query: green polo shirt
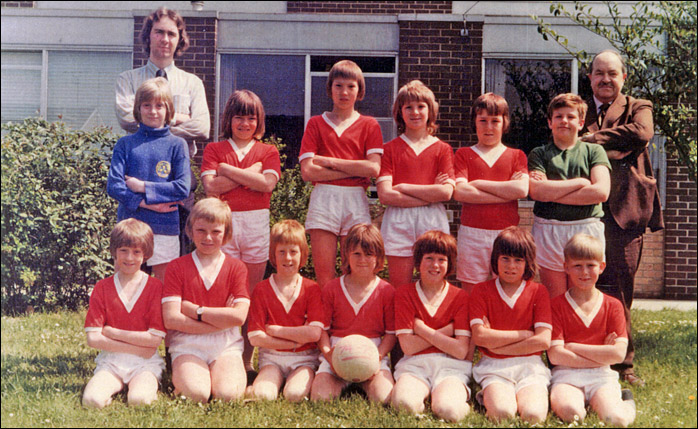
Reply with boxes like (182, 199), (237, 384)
(528, 140), (611, 221)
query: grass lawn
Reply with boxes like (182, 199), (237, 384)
(1, 309), (696, 428)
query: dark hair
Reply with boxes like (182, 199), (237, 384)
(140, 7), (190, 57)
(471, 92), (510, 134)
(413, 230), (458, 277)
(490, 226), (538, 281)
(220, 90), (266, 140)
(342, 224), (385, 274)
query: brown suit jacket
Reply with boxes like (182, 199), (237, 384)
(584, 94), (664, 232)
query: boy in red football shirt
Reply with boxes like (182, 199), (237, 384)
(549, 234), (635, 427)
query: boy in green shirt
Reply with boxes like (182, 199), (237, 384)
(528, 93), (611, 299)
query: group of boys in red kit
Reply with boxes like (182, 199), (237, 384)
(86, 58), (641, 426)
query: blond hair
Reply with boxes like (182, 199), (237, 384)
(185, 197), (233, 244)
(133, 77), (175, 126)
(393, 80), (439, 135)
(564, 233), (604, 262)
(269, 219), (309, 269)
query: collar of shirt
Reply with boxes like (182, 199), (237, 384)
(146, 60), (177, 77)
(592, 95), (615, 114)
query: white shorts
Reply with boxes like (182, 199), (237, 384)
(394, 353), (472, 396)
(168, 329), (244, 365)
(317, 336), (390, 386)
(473, 355), (551, 393)
(221, 209), (270, 264)
(148, 234), (180, 266)
(258, 348), (320, 378)
(94, 350), (165, 384)
(532, 216), (605, 272)
(381, 204), (450, 257)
(305, 185), (371, 236)
(457, 225), (501, 284)
(551, 365), (621, 403)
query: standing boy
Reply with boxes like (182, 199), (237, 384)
(528, 93), (611, 298)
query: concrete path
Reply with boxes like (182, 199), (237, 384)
(633, 299), (697, 311)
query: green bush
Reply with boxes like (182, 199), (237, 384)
(1, 118), (118, 315)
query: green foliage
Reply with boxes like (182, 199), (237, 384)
(1, 118), (118, 315)
(2, 309), (696, 427)
(532, 1), (698, 183)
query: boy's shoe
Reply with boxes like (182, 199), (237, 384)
(621, 389), (634, 402)
(622, 372), (645, 387)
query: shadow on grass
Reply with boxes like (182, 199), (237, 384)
(1, 353), (92, 395)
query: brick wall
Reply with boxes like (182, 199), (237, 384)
(132, 15), (217, 158)
(287, 1), (451, 14)
(398, 19), (483, 234)
(663, 157), (697, 299)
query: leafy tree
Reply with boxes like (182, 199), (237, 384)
(532, 1), (697, 183)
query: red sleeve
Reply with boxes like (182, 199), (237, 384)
(162, 258), (184, 299)
(261, 144), (281, 178)
(514, 149), (528, 175)
(363, 117), (384, 156)
(201, 142), (221, 174)
(146, 277), (166, 333)
(378, 141), (394, 179)
(305, 280), (326, 327)
(299, 117), (320, 160)
(438, 143), (455, 179)
(453, 289), (470, 336)
(607, 297), (628, 340)
(84, 280), (107, 329)
(247, 281), (268, 333)
(454, 148), (468, 180)
(394, 285), (415, 334)
(227, 258), (250, 302)
(532, 282), (553, 330)
(468, 282), (488, 326)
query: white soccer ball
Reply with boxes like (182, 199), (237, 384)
(332, 334), (380, 383)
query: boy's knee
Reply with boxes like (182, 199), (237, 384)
(486, 402), (516, 422)
(127, 390), (157, 407)
(212, 384), (243, 402)
(283, 385), (307, 403)
(255, 383), (279, 401)
(554, 402), (586, 423)
(391, 392), (424, 415)
(82, 393), (110, 409)
(432, 401), (469, 423)
(603, 410), (634, 428)
(519, 407), (548, 424)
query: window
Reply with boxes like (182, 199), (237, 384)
(1, 50), (131, 132)
(484, 58), (573, 154)
(219, 54), (397, 168)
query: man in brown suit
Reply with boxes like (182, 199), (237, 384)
(581, 50), (664, 386)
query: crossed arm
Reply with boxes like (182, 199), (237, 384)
(471, 316), (551, 356)
(162, 297), (249, 335)
(202, 162), (279, 197)
(528, 165), (610, 205)
(377, 173), (454, 207)
(398, 320), (472, 360)
(300, 153), (381, 182)
(86, 327), (161, 359)
(248, 324), (322, 350)
(453, 171), (529, 204)
(548, 333), (627, 368)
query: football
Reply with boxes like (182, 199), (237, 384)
(331, 334), (380, 383)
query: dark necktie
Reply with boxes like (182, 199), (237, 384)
(156, 69), (168, 80)
(597, 103), (610, 127)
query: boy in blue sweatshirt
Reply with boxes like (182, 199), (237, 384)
(107, 77), (191, 283)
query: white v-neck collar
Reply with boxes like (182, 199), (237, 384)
(228, 138), (256, 162)
(340, 275), (380, 315)
(401, 133), (439, 156)
(322, 112), (361, 138)
(471, 144), (507, 168)
(495, 278), (526, 309)
(565, 290), (603, 328)
(270, 274), (303, 314)
(416, 280), (450, 317)
(192, 250), (225, 291)
(114, 271), (148, 313)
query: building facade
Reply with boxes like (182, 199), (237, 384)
(2, 1), (695, 299)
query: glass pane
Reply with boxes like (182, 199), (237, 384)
(311, 56), (395, 73)
(47, 51), (131, 133)
(220, 54), (305, 167)
(1, 51), (42, 123)
(485, 59), (571, 154)
(311, 76), (394, 119)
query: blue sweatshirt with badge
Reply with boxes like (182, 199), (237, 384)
(107, 124), (191, 235)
